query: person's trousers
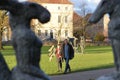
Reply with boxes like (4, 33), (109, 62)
(57, 58), (62, 71)
(64, 58), (71, 73)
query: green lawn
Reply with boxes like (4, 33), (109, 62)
(0, 46), (114, 75)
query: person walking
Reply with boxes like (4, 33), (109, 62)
(61, 39), (74, 74)
(55, 43), (63, 72)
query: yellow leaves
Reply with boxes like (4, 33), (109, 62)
(0, 10), (9, 30)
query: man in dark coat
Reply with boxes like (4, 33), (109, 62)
(61, 39), (74, 74)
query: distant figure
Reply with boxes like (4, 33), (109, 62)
(80, 36), (85, 54)
(48, 45), (56, 61)
(55, 43), (63, 72)
(61, 39), (74, 74)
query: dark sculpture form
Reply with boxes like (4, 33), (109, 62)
(89, 0), (120, 80)
(0, 0), (51, 80)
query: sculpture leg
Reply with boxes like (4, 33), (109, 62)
(111, 39), (120, 71)
(13, 34), (50, 80)
(0, 52), (11, 80)
(15, 44), (50, 80)
(32, 38), (42, 68)
(12, 66), (50, 80)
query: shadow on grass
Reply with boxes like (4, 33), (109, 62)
(71, 63), (114, 73)
(85, 48), (112, 54)
(49, 63), (115, 76)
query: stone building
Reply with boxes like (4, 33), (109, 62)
(103, 14), (109, 38)
(2, 0), (109, 42)
(2, 0), (74, 41)
(30, 0), (73, 41)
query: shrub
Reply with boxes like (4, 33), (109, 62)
(94, 33), (105, 42)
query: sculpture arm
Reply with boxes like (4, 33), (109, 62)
(0, 0), (23, 14)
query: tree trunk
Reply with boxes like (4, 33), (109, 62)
(57, 30), (61, 44)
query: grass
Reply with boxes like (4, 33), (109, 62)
(0, 45), (114, 75)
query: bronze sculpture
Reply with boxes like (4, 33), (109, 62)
(89, 0), (120, 80)
(0, 0), (51, 80)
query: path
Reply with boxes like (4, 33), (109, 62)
(50, 68), (115, 80)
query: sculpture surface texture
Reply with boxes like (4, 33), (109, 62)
(0, 0), (51, 80)
(89, 0), (120, 80)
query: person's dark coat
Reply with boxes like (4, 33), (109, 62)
(61, 43), (74, 60)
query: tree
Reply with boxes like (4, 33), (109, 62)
(78, 0), (91, 37)
(94, 33), (105, 42)
(73, 0), (104, 44)
(0, 10), (9, 49)
(73, 0), (92, 39)
(73, 1), (93, 54)
(73, 14), (92, 39)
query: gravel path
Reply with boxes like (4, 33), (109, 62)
(50, 68), (115, 80)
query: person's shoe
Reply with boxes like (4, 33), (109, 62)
(69, 69), (71, 72)
(63, 72), (67, 74)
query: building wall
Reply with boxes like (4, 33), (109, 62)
(2, 3), (73, 41)
(33, 3), (73, 40)
(103, 14), (110, 37)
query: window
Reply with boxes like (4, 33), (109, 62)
(58, 15), (61, 23)
(38, 30), (41, 36)
(58, 6), (60, 10)
(65, 30), (68, 37)
(50, 30), (53, 39)
(45, 30), (48, 36)
(65, 7), (68, 10)
(65, 16), (68, 23)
